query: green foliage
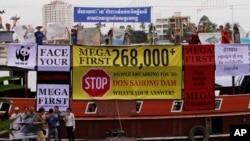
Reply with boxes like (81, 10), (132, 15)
(0, 118), (16, 135)
(130, 30), (148, 44)
(0, 76), (24, 136)
(0, 76), (24, 93)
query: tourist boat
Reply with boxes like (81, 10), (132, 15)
(1, 76), (250, 141)
(1, 43), (250, 141)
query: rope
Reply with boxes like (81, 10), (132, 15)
(115, 100), (123, 131)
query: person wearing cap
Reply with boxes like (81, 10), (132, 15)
(10, 107), (22, 130)
(10, 107), (22, 141)
(34, 26), (45, 45)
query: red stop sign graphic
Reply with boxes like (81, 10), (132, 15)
(82, 69), (110, 97)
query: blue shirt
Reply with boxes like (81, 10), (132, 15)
(71, 33), (77, 45)
(34, 31), (44, 45)
(46, 115), (58, 129)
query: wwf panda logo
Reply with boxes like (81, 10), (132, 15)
(16, 46), (30, 61)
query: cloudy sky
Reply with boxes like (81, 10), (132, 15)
(1, 0), (250, 32)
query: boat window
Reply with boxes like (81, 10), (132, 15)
(171, 100), (183, 112)
(136, 101), (143, 113)
(85, 102), (97, 114)
(214, 98), (222, 110)
(215, 76), (243, 87)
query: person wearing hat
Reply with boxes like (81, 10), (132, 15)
(34, 26), (46, 45)
(10, 107), (22, 141)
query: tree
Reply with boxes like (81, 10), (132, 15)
(0, 76), (24, 135)
(119, 26), (125, 29)
(126, 25), (133, 30)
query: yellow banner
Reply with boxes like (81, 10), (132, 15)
(72, 45), (182, 100)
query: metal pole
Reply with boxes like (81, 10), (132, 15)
(231, 5), (234, 43)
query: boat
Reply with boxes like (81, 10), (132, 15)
(0, 76), (249, 141)
(0, 43), (250, 141)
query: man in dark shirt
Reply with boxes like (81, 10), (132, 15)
(34, 26), (45, 45)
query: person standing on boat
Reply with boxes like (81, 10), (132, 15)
(33, 107), (46, 141)
(174, 28), (182, 45)
(46, 108), (58, 141)
(54, 106), (62, 141)
(107, 28), (113, 45)
(10, 107), (22, 141)
(123, 29), (130, 45)
(63, 108), (75, 141)
(233, 26), (241, 43)
(34, 26), (46, 45)
(219, 25), (230, 43)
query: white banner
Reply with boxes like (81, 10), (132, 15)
(37, 45), (70, 71)
(14, 25), (35, 44)
(36, 84), (70, 111)
(199, 32), (221, 44)
(215, 44), (250, 76)
(113, 28), (124, 45)
(10, 129), (48, 140)
(46, 22), (69, 41)
(7, 44), (37, 69)
(77, 27), (100, 45)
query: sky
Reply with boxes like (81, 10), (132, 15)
(1, 0), (250, 33)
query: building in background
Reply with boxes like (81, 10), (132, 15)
(168, 12), (190, 39)
(155, 18), (168, 40)
(42, 0), (73, 28)
(155, 12), (190, 41)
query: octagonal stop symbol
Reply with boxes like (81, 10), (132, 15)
(82, 69), (110, 97)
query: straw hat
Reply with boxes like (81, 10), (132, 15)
(36, 26), (43, 29)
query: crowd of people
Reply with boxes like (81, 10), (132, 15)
(0, 15), (132, 46)
(169, 22), (241, 45)
(9, 106), (75, 141)
(1, 14), (241, 46)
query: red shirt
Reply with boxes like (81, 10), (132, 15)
(189, 32), (200, 44)
(221, 30), (230, 43)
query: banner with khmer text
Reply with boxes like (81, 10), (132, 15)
(72, 45), (182, 100)
(215, 44), (250, 76)
(183, 45), (215, 110)
(74, 7), (151, 22)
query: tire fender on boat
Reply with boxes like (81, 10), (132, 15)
(188, 125), (209, 141)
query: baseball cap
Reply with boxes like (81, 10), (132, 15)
(14, 107), (19, 111)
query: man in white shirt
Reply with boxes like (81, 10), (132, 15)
(10, 107), (22, 130)
(10, 107), (22, 141)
